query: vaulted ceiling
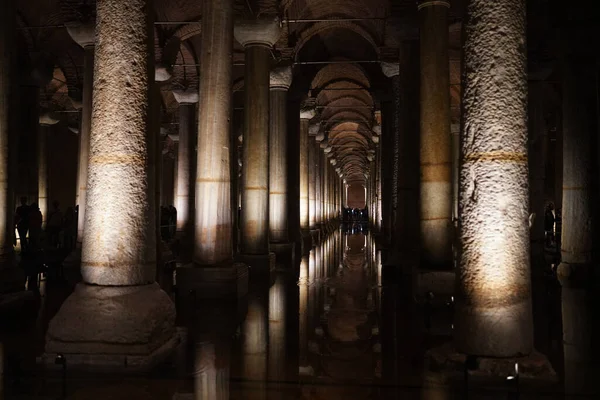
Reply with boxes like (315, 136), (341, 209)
(15, 0), (558, 188)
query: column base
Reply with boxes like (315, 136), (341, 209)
(270, 242), (296, 267)
(237, 252), (276, 277)
(425, 342), (557, 387)
(176, 262), (249, 300)
(40, 282), (180, 372)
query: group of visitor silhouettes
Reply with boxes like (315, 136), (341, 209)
(342, 207), (368, 222)
(14, 197), (76, 253)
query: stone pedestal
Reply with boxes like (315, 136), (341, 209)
(425, 343), (556, 388)
(41, 283), (180, 372)
(270, 242), (296, 267)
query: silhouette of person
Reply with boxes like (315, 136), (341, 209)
(15, 197), (30, 252)
(28, 202), (43, 250)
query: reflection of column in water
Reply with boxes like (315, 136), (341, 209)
(194, 340), (230, 400)
(268, 274), (287, 397)
(308, 249), (317, 343)
(562, 287), (594, 398)
(421, 370), (451, 400)
(242, 292), (268, 399)
(298, 255), (312, 376)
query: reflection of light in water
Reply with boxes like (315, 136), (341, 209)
(194, 340), (230, 400)
(268, 275), (286, 387)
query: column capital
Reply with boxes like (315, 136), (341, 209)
(65, 21), (95, 48)
(380, 61), (400, 78)
(300, 106), (316, 120)
(234, 16), (281, 48)
(39, 112), (60, 126)
(270, 66), (292, 90)
(172, 89), (199, 104)
(418, 0), (450, 10)
(155, 64), (172, 82)
(308, 122), (320, 137)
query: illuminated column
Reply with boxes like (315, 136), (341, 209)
(299, 107), (315, 241)
(418, 0), (452, 269)
(173, 90), (198, 252)
(38, 114), (58, 228)
(269, 67), (295, 263)
(322, 152), (328, 225)
(557, 27), (596, 396)
(455, 0), (532, 357)
(45, 0), (178, 369)
(235, 17), (281, 274)
(66, 22), (94, 250)
(0, 0), (21, 292)
(451, 123), (459, 222)
(178, 0), (247, 298)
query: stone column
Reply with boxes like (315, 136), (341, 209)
(235, 17), (281, 275)
(38, 113), (59, 229)
(381, 62), (401, 247)
(557, 25), (597, 397)
(173, 90), (198, 256)
(0, 0), (21, 292)
(66, 22), (94, 252)
(418, 0), (452, 270)
(308, 134), (318, 233)
(44, 0), (178, 370)
(455, 0), (533, 357)
(314, 141), (323, 230)
(269, 66), (295, 264)
(299, 108), (314, 251)
(178, 0), (248, 299)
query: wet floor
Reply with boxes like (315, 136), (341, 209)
(1, 228), (598, 399)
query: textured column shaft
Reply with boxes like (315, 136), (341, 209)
(269, 89), (289, 243)
(299, 119), (310, 231)
(175, 103), (196, 235)
(315, 148), (322, 225)
(308, 138), (317, 229)
(81, 0), (155, 285)
(194, 0), (233, 265)
(419, 1), (452, 268)
(0, 0), (16, 269)
(381, 101), (395, 242)
(76, 46), (94, 244)
(455, 0), (532, 357)
(38, 125), (48, 228)
(559, 57), (594, 270)
(240, 45), (271, 255)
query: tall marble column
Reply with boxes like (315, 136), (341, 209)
(235, 17), (281, 274)
(178, 0), (248, 299)
(38, 113), (59, 228)
(44, 0), (178, 370)
(66, 22), (94, 252)
(455, 0), (533, 357)
(308, 134), (318, 233)
(269, 67), (295, 264)
(418, 0), (452, 270)
(299, 108), (314, 251)
(173, 89), (198, 255)
(0, 0), (21, 292)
